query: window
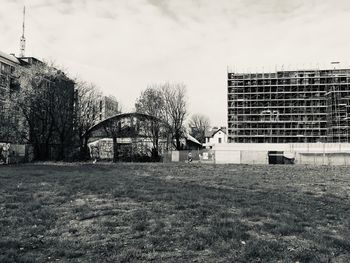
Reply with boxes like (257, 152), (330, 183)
(0, 76), (7, 87)
(218, 138), (222, 143)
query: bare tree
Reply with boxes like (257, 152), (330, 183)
(162, 83), (188, 150)
(51, 74), (76, 160)
(12, 61), (75, 160)
(135, 86), (165, 160)
(74, 81), (102, 160)
(188, 114), (211, 143)
(0, 97), (24, 143)
(12, 62), (56, 160)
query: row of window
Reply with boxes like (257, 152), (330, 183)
(229, 77), (349, 86)
(230, 131), (328, 136)
(228, 88), (350, 98)
(229, 71), (350, 80)
(0, 62), (15, 74)
(0, 75), (9, 87)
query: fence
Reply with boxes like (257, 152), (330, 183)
(0, 143), (29, 164)
(166, 143), (350, 166)
(163, 149), (215, 163)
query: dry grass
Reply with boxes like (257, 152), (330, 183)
(0, 163), (350, 262)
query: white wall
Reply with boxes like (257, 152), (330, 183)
(214, 143), (289, 152)
(213, 143), (350, 165)
(215, 150), (240, 164)
(209, 131), (227, 144)
(241, 151), (268, 164)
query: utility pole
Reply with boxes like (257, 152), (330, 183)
(19, 6), (26, 57)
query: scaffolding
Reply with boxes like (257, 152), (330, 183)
(227, 69), (350, 143)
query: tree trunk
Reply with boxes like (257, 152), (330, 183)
(79, 136), (90, 161)
(33, 143), (40, 161)
(79, 137), (84, 160)
(112, 135), (118, 163)
(151, 136), (159, 161)
(44, 142), (50, 161)
(83, 138), (89, 160)
(175, 133), (181, 150)
(151, 147), (159, 161)
(58, 136), (65, 161)
(35, 143), (49, 161)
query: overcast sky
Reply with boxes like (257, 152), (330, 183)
(1, 0), (350, 126)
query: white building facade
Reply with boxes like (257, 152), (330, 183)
(203, 127), (227, 148)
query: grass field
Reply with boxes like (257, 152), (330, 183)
(0, 163), (350, 262)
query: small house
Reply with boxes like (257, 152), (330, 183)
(203, 127), (227, 149)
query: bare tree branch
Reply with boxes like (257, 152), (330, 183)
(161, 83), (188, 150)
(74, 80), (102, 160)
(188, 114), (211, 143)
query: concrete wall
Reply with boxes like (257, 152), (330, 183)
(296, 152), (350, 166)
(296, 153), (324, 165)
(241, 151), (268, 164)
(213, 143), (350, 165)
(215, 143), (350, 153)
(171, 151), (179, 162)
(215, 150), (240, 164)
(289, 143), (350, 153)
(214, 143), (289, 152)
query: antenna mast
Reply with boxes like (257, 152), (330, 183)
(19, 6), (26, 57)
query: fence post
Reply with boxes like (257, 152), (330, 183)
(213, 150), (216, 168)
(323, 143), (325, 166)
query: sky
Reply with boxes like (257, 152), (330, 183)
(1, 0), (350, 126)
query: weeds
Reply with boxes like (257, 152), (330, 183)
(0, 163), (350, 262)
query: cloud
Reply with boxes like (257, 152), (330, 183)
(1, 0), (350, 125)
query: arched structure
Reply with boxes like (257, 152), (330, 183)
(87, 112), (165, 137)
(86, 112), (170, 162)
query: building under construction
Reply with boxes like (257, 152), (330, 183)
(228, 68), (350, 143)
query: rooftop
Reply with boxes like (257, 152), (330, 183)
(0, 50), (20, 64)
(205, 127), (227, 138)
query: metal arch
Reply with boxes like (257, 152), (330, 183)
(86, 112), (167, 136)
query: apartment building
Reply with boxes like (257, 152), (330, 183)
(228, 69), (350, 143)
(99, 95), (120, 121)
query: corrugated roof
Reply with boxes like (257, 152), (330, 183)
(186, 134), (202, 145)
